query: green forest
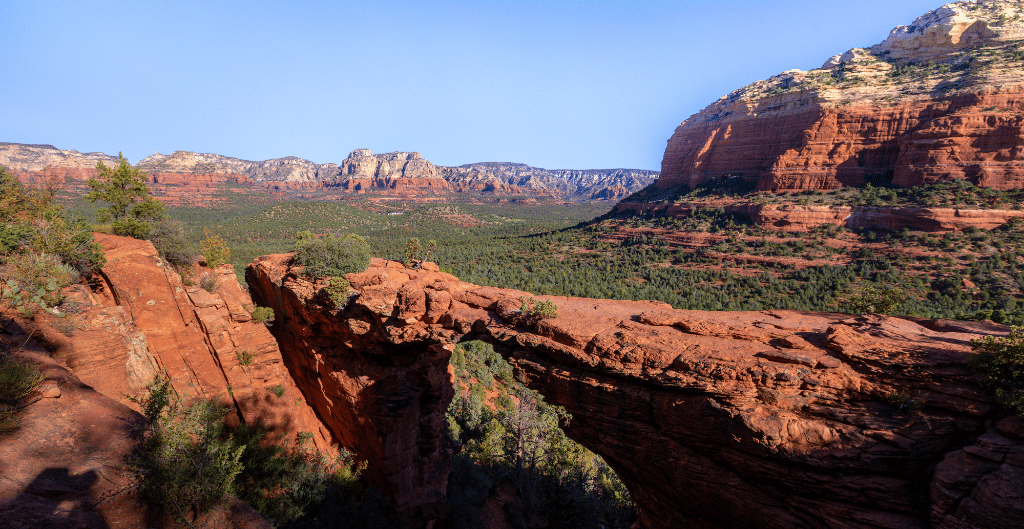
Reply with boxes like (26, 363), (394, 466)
(73, 177), (1024, 327)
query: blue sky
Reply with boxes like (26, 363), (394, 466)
(2, 0), (943, 170)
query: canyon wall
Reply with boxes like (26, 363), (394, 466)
(659, 0), (1024, 193)
(29, 234), (334, 453)
(615, 200), (1024, 232)
(247, 254), (1023, 529)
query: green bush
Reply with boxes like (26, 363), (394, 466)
(235, 350), (255, 366)
(201, 228), (231, 269)
(971, 327), (1024, 418)
(149, 218), (194, 269)
(517, 296), (559, 326)
(293, 234), (371, 279)
(250, 306), (275, 324)
(840, 284), (904, 315)
(128, 378), (244, 522)
(1, 252), (78, 315)
(0, 167), (104, 275)
(323, 277), (355, 308)
(0, 353), (44, 434)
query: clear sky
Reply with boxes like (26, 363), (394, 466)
(2, 0), (944, 171)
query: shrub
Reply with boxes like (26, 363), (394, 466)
(128, 379), (245, 522)
(128, 376), (375, 527)
(199, 274), (219, 293)
(0, 353), (44, 434)
(404, 238), (421, 268)
(520, 296), (558, 319)
(0, 167), (104, 275)
(149, 218), (194, 269)
(841, 284), (904, 315)
(1, 252), (78, 315)
(250, 306), (275, 324)
(270, 384), (286, 397)
(323, 277), (355, 308)
(293, 234), (370, 279)
(971, 327), (1024, 418)
(200, 228), (231, 269)
(235, 350), (255, 366)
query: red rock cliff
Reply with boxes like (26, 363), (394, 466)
(247, 254), (1023, 529)
(30, 234), (334, 454)
(660, 1), (1024, 193)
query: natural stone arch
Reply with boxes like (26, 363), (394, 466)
(247, 255), (1020, 529)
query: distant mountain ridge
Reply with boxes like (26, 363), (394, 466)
(0, 142), (657, 201)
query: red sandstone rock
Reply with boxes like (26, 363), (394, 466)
(660, 90), (1024, 193)
(614, 200), (1024, 232)
(247, 255), (1020, 529)
(0, 337), (272, 529)
(29, 234), (334, 456)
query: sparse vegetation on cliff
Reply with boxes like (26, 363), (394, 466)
(971, 327), (1024, 418)
(1, 166), (103, 315)
(128, 375), (406, 528)
(293, 233), (371, 279)
(445, 340), (634, 529)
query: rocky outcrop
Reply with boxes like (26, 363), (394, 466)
(659, 1), (1024, 193)
(615, 200), (1024, 232)
(28, 234), (334, 455)
(247, 254), (1021, 529)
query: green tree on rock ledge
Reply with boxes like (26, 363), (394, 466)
(87, 153), (165, 239)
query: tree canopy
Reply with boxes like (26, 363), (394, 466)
(87, 153), (165, 239)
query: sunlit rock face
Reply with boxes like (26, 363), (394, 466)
(659, 0), (1024, 194)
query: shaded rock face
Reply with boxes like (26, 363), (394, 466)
(659, 0), (1024, 193)
(247, 254), (1021, 529)
(0, 341), (273, 529)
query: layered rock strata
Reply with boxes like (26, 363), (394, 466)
(29, 234), (333, 453)
(660, 0), (1024, 193)
(247, 254), (1021, 529)
(615, 200), (1024, 232)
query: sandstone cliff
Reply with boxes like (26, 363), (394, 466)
(0, 235), (342, 527)
(660, 0), (1024, 193)
(247, 254), (1023, 529)
(615, 200), (1024, 232)
(25, 234), (334, 454)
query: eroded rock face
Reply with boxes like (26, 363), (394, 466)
(247, 254), (1021, 529)
(30, 234), (334, 454)
(659, 1), (1024, 193)
(615, 200), (1024, 232)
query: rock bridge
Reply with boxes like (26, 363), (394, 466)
(246, 255), (1023, 529)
